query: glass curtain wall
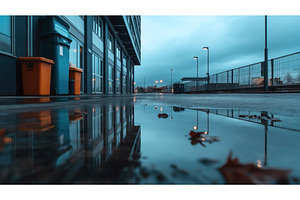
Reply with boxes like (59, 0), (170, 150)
(122, 56), (127, 93)
(0, 16), (12, 54)
(116, 46), (121, 93)
(108, 33), (114, 93)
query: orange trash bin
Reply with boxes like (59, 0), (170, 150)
(18, 57), (54, 95)
(69, 67), (83, 95)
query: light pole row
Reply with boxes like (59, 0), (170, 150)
(193, 47), (210, 92)
(170, 68), (173, 93)
(154, 46), (210, 94)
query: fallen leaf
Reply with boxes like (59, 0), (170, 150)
(189, 130), (207, 138)
(158, 113), (168, 118)
(218, 152), (291, 184)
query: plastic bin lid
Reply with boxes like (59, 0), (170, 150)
(18, 57), (55, 64)
(69, 67), (83, 73)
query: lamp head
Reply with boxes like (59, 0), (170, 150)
(202, 47), (209, 50)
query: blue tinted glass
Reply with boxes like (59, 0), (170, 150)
(0, 16), (11, 52)
(69, 36), (77, 67)
(0, 16), (11, 36)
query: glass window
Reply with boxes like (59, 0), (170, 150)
(95, 55), (99, 75)
(109, 64), (113, 80)
(108, 39), (112, 51)
(116, 69), (121, 93)
(69, 36), (77, 68)
(0, 16), (12, 53)
(92, 53), (103, 93)
(116, 46), (121, 59)
(79, 46), (83, 69)
(116, 70), (120, 81)
(93, 17), (96, 32)
(100, 60), (103, 76)
(108, 33), (113, 51)
(95, 17), (98, 35)
(93, 16), (102, 39)
(98, 19), (102, 38)
(92, 54), (95, 73)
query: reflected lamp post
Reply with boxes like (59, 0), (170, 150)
(170, 68), (173, 93)
(206, 109), (210, 135)
(160, 80), (163, 93)
(202, 47), (209, 90)
(193, 56), (198, 92)
(193, 110), (199, 130)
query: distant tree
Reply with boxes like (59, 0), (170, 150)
(285, 72), (294, 84)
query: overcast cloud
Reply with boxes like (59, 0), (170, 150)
(135, 15), (300, 87)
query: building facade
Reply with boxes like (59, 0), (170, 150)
(0, 15), (141, 95)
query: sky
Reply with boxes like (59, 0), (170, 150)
(135, 15), (300, 87)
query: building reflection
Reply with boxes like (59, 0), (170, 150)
(0, 102), (140, 183)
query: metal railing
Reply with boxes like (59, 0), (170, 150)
(184, 51), (300, 92)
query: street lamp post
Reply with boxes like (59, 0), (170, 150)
(170, 69), (173, 93)
(203, 47), (209, 90)
(193, 56), (198, 92)
(264, 15), (268, 92)
(160, 80), (163, 93)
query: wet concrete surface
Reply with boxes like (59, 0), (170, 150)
(135, 93), (300, 117)
(0, 93), (299, 184)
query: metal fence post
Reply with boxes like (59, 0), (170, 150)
(271, 59), (274, 86)
(231, 69), (234, 89)
(216, 74), (218, 90)
(238, 68), (240, 88)
(227, 70), (229, 89)
(248, 66), (251, 87)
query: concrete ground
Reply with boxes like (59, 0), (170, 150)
(135, 93), (300, 117)
(0, 93), (299, 116)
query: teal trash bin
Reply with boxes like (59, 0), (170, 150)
(39, 16), (72, 95)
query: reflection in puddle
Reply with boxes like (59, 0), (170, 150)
(134, 104), (300, 184)
(0, 101), (300, 184)
(18, 111), (55, 132)
(157, 113), (168, 119)
(0, 102), (140, 183)
(218, 151), (291, 184)
(188, 130), (219, 147)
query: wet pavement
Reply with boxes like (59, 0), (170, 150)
(0, 93), (300, 184)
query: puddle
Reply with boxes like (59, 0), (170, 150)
(0, 100), (300, 184)
(134, 104), (300, 184)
